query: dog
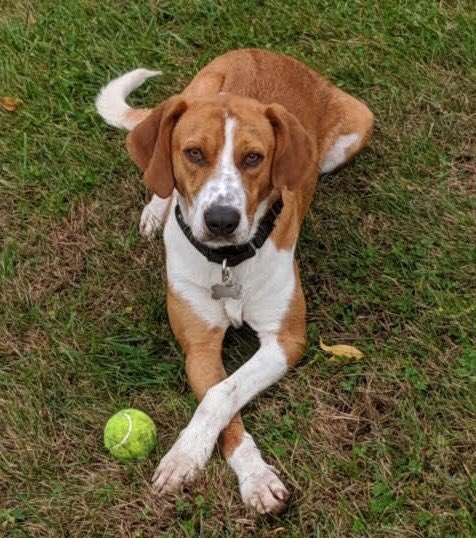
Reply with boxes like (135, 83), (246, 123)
(96, 49), (373, 513)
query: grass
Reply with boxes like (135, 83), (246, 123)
(1, 0), (475, 536)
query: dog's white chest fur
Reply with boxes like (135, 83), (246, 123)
(222, 298), (243, 328)
(163, 193), (295, 333)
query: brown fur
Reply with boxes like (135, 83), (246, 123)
(126, 96), (187, 198)
(126, 49), (373, 248)
(167, 287), (246, 459)
(127, 49), (374, 461)
(125, 108), (154, 127)
(128, 92), (318, 228)
(278, 262), (307, 367)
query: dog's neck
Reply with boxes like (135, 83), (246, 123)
(174, 198), (284, 268)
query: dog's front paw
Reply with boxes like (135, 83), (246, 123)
(151, 430), (212, 495)
(239, 466), (289, 514)
(140, 205), (162, 238)
(139, 195), (171, 238)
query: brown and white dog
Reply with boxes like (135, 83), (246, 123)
(96, 49), (373, 513)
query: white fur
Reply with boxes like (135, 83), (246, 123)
(140, 194), (172, 238)
(163, 191), (296, 332)
(190, 116), (250, 245)
(152, 333), (289, 495)
(152, 199), (296, 501)
(95, 68), (161, 131)
(96, 74), (298, 509)
(228, 433), (289, 513)
(321, 133), (359, 173)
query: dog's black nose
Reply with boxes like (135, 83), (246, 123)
(204, 205), (240, 236)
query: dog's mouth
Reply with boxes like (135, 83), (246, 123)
(176, 196), (284, 265)
(200, 231), (246, 248)
(176, 200), (250, 249)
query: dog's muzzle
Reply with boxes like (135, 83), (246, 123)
(204, 205), (241, 237)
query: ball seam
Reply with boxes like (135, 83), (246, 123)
(110, 411), (133, 451)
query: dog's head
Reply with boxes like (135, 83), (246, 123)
(126, 94), (315, 245)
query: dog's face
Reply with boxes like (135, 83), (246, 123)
(127, 94), (315, 245)
(172, 97), (278, 245)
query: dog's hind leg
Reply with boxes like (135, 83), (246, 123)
(318, 90), (374, 174)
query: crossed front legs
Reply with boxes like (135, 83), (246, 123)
(153, 284), (305, 512)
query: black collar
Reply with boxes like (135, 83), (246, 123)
(175, 198), (283, 267)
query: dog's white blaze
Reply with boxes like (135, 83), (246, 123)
(221, 114), (237, 177)
(190, 116), (249, 243)
(321, 133), (359, 173)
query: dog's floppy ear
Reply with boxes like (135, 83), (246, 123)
(265, 104), (316, 191)
(126, 96), (187, 198)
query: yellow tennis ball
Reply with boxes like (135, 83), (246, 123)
(104, 409), (157, 461)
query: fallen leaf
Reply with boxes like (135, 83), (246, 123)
(0, 96), (23, 112)
(319, 337), (364, 359)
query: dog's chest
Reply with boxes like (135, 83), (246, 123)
(164, 210), (296, 333)
(222, 298), (244, 328)
(210, 260), (244, 327)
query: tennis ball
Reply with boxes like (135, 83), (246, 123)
(104, 409), (157, 461)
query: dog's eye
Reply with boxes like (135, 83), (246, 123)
(184, 148), (205, 164)
(243, 152), (263, 168)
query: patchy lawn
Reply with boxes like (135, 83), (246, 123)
(1, 0), (475, 536)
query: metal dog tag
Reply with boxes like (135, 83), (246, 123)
(211, 259), (242, 300)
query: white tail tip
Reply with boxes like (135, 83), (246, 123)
(95, 68), (161, 131)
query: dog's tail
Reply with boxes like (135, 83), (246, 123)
(95, 68), (161, 131)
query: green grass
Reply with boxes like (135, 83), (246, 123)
(1, 0), (475, 536)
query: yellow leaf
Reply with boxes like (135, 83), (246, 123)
(319, 337), (363, 359)
(125, 306), (133, 314)
(0, 96), (23, 112)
